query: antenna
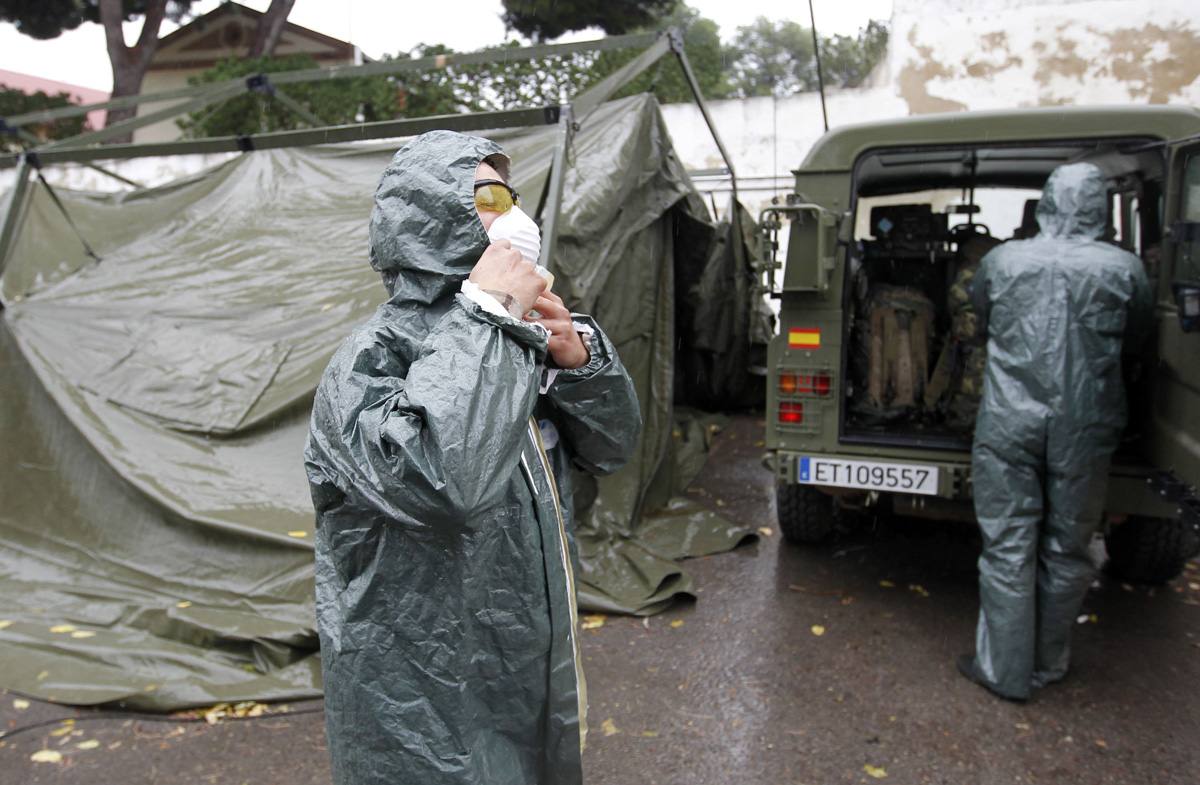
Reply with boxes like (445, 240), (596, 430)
(808, 0), (829, 132)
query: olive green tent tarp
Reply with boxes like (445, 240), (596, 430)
(0, 95), (759, 709)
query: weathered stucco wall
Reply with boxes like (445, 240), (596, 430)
(889, 0), (1200, 113)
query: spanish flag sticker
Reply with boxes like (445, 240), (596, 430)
(788, 328), (821, 349)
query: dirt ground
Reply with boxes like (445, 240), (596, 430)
(3, 414), (1198, 784)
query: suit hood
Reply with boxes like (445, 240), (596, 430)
(368, 130), (508, 304)
(1035, 162), (1107, 241)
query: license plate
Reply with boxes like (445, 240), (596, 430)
(798, 456), (939, 496)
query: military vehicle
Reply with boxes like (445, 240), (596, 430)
(761, 106), (1200, 582)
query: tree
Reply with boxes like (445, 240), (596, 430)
(724, 18), (890, 98)
(178, 54), (400, 138)
(501, 0), (676, 41)
(248, 0), (294, 57)
(0, 0), (296, 142)
(725, 18), (816, 98)
(594, 3), (731, 104)
(820, 20), (889, 89)
(0, 85), (89, 152)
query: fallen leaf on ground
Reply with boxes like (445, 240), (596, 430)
(13, 699), (30, 710)
(287, 530), (308, 538)
(204, 703), (231, 724)
(76, 740), (100, 750)
(601, 718), (619, 736)
(48, 624), (76, 634)
(641, 617), (650, 629)
(1095, 739), (1108, 749)
(757, 527), (774, 537)
(176, 601), (193, 609)
(49, 726), (74, 737)
(36, 670), (49, 681)
(715, 499), (726, 507)
(30, 750), (62, 763)
(581, 615), (606, 630)
(1014, 722), (1031, 731)
(811, 625), (826, 636)
(908, 584), (930, 598)
(669, 620), (684, 629)
(879, 580), (895, 588)
(863, 763), (888, 778)
(0, 620), (12, 630)
(70, 631), (95, 639)
(640, 730), (659, 738)
(840, 596), (855, 606)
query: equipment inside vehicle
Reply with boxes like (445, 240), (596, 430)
(842, 140), (1162, 448)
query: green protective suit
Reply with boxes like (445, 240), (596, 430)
(968, 162), (1153, 699)
(304, 131), (641, 784)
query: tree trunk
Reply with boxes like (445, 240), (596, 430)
(100, 0), (168, 143)
(249, 0), (297, 58)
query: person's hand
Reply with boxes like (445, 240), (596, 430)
(525, 291), (589, 369)
(469, 240), (546, 315)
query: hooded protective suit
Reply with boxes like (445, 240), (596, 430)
(968, 162), (1153, 699)
(304, 131), (641, 784)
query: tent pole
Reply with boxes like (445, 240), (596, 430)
(571, 34), (672, 120)
(0, 105), (563, 169)
(667, 29), (738, 203)
(0, 156), (33, 299)
(538, 104), (575, 275)
(269, 88), (326, 128)
(41, 83), (249, 152)
(4, 32), (659, 133)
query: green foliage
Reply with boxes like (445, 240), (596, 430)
(725, 17), (890, 98)
(175, 6), (891, 138)
(178, 55), (400, 138)
(820, 20), (890, 89)
(0, 0), (195, 40)
(726, 18), (815, 98)
(501, 0), (675, 41)
(591, 3), (731, 104)
(0, 85), (88, 152)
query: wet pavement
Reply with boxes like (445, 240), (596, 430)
(4, 413), (1199, 784)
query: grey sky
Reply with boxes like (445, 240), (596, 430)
(0, 0), (893, 92)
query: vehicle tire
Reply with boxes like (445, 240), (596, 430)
(776, 482), (836, 544)
(1105, 515), (1200, 584)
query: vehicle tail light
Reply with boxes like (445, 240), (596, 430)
(814, 373), (831, 397)
(778, 401), (804, 424)
(778, 373), (797, 394)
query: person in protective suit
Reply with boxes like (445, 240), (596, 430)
(305, 130), (641, 784)
(959, 162), (1153, 701)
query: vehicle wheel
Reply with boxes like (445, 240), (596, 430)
(776, 482), (836, 544)
(1105, 515), (1200, 584)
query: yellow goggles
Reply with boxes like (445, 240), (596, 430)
(474, 179), (519, 213)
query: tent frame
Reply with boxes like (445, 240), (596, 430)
(0, 29), (737, 297)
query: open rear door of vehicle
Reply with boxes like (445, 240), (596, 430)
(1152, 139), (1200, 512)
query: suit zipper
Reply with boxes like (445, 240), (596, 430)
(525, 417), (587, 750)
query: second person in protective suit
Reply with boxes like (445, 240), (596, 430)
(961, 161), (1153, 701)
(305, 131), (642, 785)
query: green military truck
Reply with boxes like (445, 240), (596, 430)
(762, 106), (1200, 583)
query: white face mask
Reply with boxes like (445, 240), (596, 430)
(487, 205), (542, 266)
